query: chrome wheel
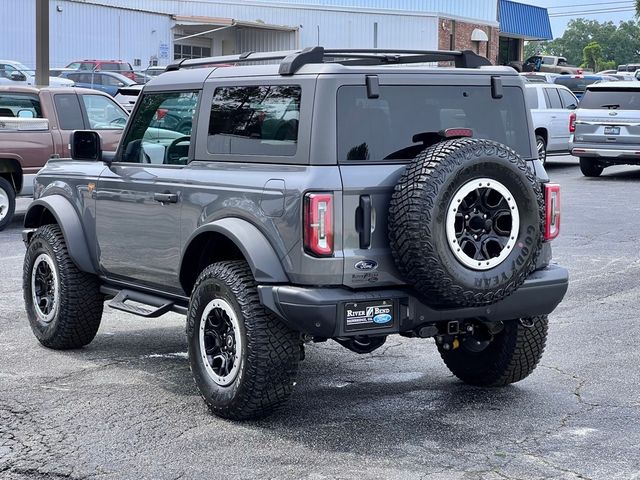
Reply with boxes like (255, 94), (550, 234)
(445, 178), (520, 271)
(536, 136), (547, 165)
(0, 187), (8, 221)
(199, 298), (243, 386)
(30, 253), (59, 323)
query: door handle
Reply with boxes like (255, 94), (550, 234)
(356, 195), (372, 249)
(154, 192), (178, 204)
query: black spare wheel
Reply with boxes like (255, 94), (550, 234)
(388, 138), (544, 308)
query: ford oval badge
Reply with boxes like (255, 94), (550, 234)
(355, 260), (378, 271)
(373, 313), (392, 324)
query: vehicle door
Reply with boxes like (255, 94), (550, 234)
(95, 90), (199, 292)
(0, 91), (54, 181)
(556, 87), (578, 150)
(99, 74), (125, 97)
(77, 93), (128, 150)
(338, 75), (532, 288)
(0, 64), (26, 85)
(542, 87), (567, 151)
(51, 92), (85, 158)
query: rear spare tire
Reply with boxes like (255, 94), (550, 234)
(388, 138), (544, 307)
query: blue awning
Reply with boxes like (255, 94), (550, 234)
(499, 0), (553, 41)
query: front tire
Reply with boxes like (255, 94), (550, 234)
(438, 316), (548, 386)
(579, 158), (604, 177)
(187, 260), (300, 420)
(23, 225), (104, 349)
(0, 176), (16, 231)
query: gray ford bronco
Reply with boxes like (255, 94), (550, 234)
(22, 47), (568, 420)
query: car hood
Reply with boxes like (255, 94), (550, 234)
(49, 76), (75, 87)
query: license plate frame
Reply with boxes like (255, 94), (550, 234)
(343, 299), (395, 332)
(604, 126), (620, 136)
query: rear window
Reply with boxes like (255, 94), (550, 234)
(337, 85), (531, 162)
(0, 93), (42, 118)
(554, 77), (601, 93)
(100, 63), (119, 71)
(579, 89), (640, 110)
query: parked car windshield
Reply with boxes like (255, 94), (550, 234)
(554, 77), (602, 93)
(337, 85), (531, 161)
(579, 88), (640, 110)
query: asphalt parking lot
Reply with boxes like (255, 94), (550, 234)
(1, 155), (639, 480)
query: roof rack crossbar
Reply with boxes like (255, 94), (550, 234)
(165, 47), (492, 74)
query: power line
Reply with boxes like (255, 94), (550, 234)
(547, 1), (633, 9)
(549, 7), (635, 17)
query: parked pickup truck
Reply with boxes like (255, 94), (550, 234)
(522, 55), (584, 75)
(0, 86), (127, 230)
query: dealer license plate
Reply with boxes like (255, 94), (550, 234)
(604, 126), (620, 135)
(344, 300), (394, 332)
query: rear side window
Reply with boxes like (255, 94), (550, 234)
(525, 88), (539, 109)
(337, 85), (531, 162)
(100, 63), (119, 71)
(543, 88), (562, 109)
(208, 85), (301, 156)
(0, 93), (42, 118)
(579, 89), (640, 110)
(54, 94), (84, 130)
(558, 88), (578, 109)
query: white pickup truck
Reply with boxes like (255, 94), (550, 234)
(525, 83), (579, 164)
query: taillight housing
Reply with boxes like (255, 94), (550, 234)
(544, 183), (561, 241)
(569, 112), (576, 133)
(303, 193), (333, 257)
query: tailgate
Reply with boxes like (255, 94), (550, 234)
(575, 109), (640, 146)
(340, 164), (407, 288)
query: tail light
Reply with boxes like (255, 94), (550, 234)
(155, 108), (168, 121)
(303, 193), (333, 257)
(569, 112), (576, 133)
(577, 69), (583, 74)
(544, 183), (561, 241)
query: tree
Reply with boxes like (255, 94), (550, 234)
(582, 42), (602, 71)
(636, 0), (640, 17)
(531, 18), (640, 68)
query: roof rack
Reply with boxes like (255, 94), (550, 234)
(165, 46), (492, 75)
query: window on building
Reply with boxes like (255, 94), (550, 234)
(174, 44), (212, 60)
(208, 85), (301, 156)
(498, 37), (521, 65)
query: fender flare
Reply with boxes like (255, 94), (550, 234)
(24, 195), (97, 274)
(181, 218), (289, 284)
(0, 155), (24, 194)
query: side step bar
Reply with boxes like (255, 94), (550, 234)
(107, 289), (175, 318)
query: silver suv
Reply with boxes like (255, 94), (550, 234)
(22, 47), (568, 420)
(570, 81), (640, 177)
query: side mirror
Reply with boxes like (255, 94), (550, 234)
(70, 130), (102, 161)
(17, 109), (35, 118)
(567, 104), (577, 110)
(10, 71), (26, 82)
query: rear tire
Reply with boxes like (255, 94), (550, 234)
(0, 176), (16, 231)
(438, 316), (548, 386)
(23, 224), (104, 349)
(536, 135), (547, 165)
(579, 158), (604, 177)
(187, 260), (300, 420)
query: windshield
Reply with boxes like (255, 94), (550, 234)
(579, 89), (640, 110)
(337, 85), (531, 162)
(554, 77), (602, 93)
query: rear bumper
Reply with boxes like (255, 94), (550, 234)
(571, 144), (640, 161)
(258, 265), (569, 338)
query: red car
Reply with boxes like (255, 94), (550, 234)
(65, 59), (135, 80)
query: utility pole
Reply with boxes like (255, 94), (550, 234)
(35, 0), (49, 86)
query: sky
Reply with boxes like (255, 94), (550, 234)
(524, 0), (637, 39)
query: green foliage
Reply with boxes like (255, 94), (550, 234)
(582, 41), (602, 71)
(525, 18), (640, 68)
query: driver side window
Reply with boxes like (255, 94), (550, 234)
(120, 91), (199, 165)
